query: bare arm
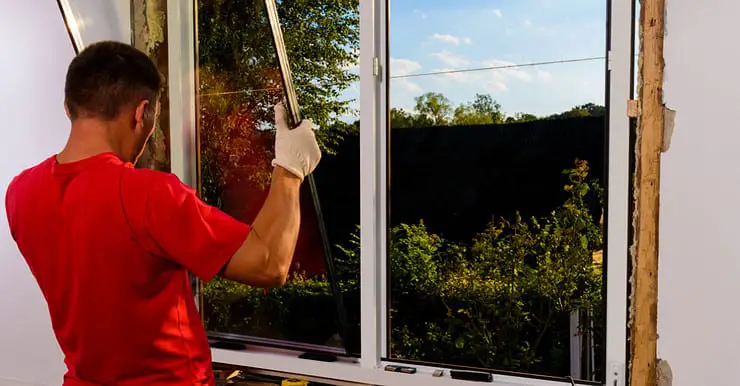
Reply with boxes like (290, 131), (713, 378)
(219, 103), (320, 288)
(221, 167), (301, 287)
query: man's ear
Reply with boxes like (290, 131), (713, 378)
(134, 100), (151, 131)
(63, 103), (71, 120)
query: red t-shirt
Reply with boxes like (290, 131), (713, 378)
(5, 153), (250, 385)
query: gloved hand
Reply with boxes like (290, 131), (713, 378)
(271, 103), (322, 181)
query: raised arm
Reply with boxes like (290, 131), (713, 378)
(221, 103), (321, 287)
(134, 104), (320, 288)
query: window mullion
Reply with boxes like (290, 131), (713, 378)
(605, 0), (634, 384)
(359, 0), (383, 370)
(166, 0), (196, 188)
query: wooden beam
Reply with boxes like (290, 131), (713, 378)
(630, 0), (666, 385)
(132, 0), (171, 173)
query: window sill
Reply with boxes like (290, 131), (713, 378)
(211, 347), (577, 386)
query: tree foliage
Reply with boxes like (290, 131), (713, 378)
(381, 160), (604, 373)
(195, 1), (606, 377)
(196, 0), (359, 204)
(414, 92), (453, 126)
(453, 93), (505, 125)
(391, 92), (605, 129)
(203, 161), (605, 378)
(547, 103), (606, 120)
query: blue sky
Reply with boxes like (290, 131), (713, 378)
(341, 0), (608, 119)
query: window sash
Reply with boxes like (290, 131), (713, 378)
(163, 0), (635, 383)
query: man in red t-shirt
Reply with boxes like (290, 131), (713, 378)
(4, 41), (321, 385)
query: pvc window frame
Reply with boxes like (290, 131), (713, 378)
(56, 0), (84, 51)
(165, 0), (634, 384)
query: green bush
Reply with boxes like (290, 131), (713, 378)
(203, 274), (337, 344)
(202, 160), (604, 378)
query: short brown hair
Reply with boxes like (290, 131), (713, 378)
(64, 41), (161, 121)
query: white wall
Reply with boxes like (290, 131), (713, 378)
(0, 0), (129, 385)
(659, 1), (740, 386)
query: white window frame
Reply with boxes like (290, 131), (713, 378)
(604, 0), (633, 385)
(56, 0), (84, 50)
(165, 0), (634, 384)
(167, 0), (197, 189)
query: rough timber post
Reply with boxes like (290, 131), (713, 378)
(132, 0), (171, 172)
(629, 0), (666, 384)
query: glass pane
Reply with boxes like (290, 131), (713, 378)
(388, 1), (607, 381)
(196, 0), (360, 355)
(57, 0), (132, 49)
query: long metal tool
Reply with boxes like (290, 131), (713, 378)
(264, 0), (353, 356)
(264, 1), (301, 127)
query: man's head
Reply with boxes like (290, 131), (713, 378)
(64, 41), (162, 163)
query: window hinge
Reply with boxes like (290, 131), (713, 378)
(373, 56), (382, 80)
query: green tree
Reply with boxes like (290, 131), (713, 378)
(472, 94), (498, 117)
(204, 161), (605, 377)
(451, 93), (505, 125)
(548, 103), (605, 120)
(414, 92), (452, 126)
(196, 0), (359, 204)
(398, 91), (608, 128)
(390, 108), (418, 129)
(505, 112), (539, 123)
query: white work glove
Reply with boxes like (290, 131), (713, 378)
(271, 103), (322, 180)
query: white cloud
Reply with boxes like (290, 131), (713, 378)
(482, 61), (533, 92)
(537, 70), (553, 82)
(431, 50), (471, 67)
(524, 19), (533, 27)
(390, 57), (423, 94)
(390, 57), (422, 76)
(431, 33), (461, 45)
(493, 9), (503, 18)
(391, 80), (423, 105)
(395, 79), (423, 94)
(431, 68), (476, 83)
(481, 59), (533, 82)
(430, 33), (473, 46)
(430, 58), (536, 94)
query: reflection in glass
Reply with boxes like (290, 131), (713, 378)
(56, 0), (131, 50)
(388, 1), (607, 381)
(196, 0), (360, 355)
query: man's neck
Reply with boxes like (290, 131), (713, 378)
(57, 119), (120, 164)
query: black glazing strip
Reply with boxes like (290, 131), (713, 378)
(57, 0), (80, 54)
